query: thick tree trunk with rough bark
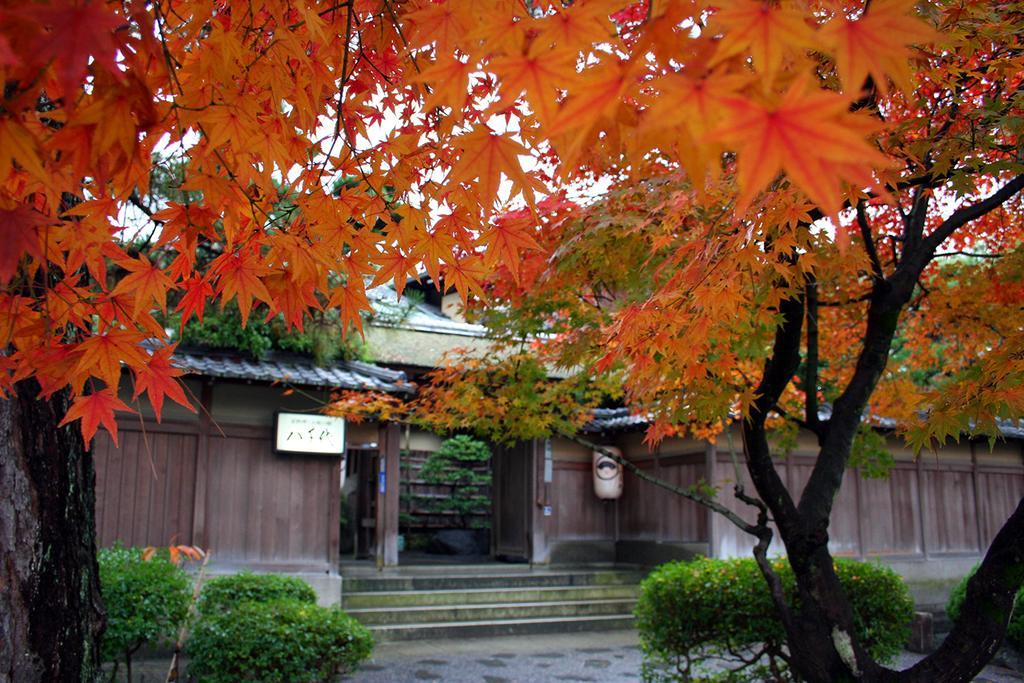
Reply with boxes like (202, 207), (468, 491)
(0, 380), (104, 682)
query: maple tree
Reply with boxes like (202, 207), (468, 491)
(0, 0), (1022, 679)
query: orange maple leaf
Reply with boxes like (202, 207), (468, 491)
(74, 330), (150, 390)
(210, 250), (273, 326)
(478, 213), (542, 283)
(442, 255), (488, 305)
(710, 0), (818, 82)
(176, 275), (215, 326)
(711, 77), (889, 215)
(132, 347), (194, 422)
(59, 389), (134, 445)
(0, 205), (51, 284)
(821, 0), (939, 96)
(328, 280), (370, 335)
(448, 126), (543, 212)
(490, 47), (575, 126)
(111, 255), (174, 317)
(369, 249), (420, 298)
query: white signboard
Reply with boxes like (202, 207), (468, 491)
(274, 413), (346, 456)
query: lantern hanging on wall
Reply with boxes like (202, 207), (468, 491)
(593, 447), (624, 500)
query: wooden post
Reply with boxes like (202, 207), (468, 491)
(705, 441), (718, 558)
(327, 455), (342, 570)
(376, 422), (401, 568)
(191, 380), (213, 549)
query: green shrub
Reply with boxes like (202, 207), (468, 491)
(98, 547), (191, 674)
(947, 566), (1023, 648)
(197, 572), (317, 614)
(635, 557), (914, 682)
(420, 435), (492, 529)
(186, 600), (374, 683)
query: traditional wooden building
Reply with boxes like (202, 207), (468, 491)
(92, 284), (1024, 604)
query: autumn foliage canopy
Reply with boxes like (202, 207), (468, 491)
(0, 0), (1021, 449)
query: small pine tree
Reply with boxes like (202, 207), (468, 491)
(420, 436), (492, 529)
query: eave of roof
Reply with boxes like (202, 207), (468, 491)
(171, 346), (414, 394)
(583, 406), (1024, 441)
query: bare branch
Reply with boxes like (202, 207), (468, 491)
(561, 431), (763, 536)
(921, 174), (1024, 256)
(855, 199), (884, 280)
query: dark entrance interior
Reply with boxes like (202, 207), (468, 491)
(492, 441), (535, 562)
(342, 447), (378, 559)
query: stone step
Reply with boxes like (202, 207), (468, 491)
(343, 584), (639, 609)
(342, 570), (645, 593)
(368, 614), (636, 641)
(348, 598), (637, 625)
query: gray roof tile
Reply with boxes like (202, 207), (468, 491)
(172, 347), (413, 394)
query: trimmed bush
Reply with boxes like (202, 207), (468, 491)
(186, 599), (374, 683)
(98, 547), (191, 673)
(197, 571), (317, 613)
(420, 435), (492, 529)
(635, 557), (914, 682)
(947, 566), (1023, 648)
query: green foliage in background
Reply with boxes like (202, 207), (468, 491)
(98, 547), (191, 676)
(420, 435), (493, 529)
(177, 301), (367, 365)
(186, 600), (373, 683)
(947, 566), (1023, 649)
(635, 557), (914, 682)
(197, 572), (317, 614)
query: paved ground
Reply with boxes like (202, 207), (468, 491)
(343, 630), (1024, 683)
(114, 631), (1024, 681)
(343, 630), (644, 683)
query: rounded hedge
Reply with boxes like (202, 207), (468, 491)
(947, 566), (1023, 648)
(186, 599), (374, 683)
(635, 557), (914, 682)
(98, 546), (191, 664)
(197, 571), (318, 614)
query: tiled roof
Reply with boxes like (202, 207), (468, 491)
(584, 406), (1024, 440)
(583, 408), (650, 433)
(172, 347), (414, 394)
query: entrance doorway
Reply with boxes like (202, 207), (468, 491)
(492, 440), (535, 562)
(397, 446), (494, 563)
(342, 447), (378, 559)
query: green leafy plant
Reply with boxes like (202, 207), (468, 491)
(197, 572), (317, 614)
(98, 547), (191, 681)
(177, 301), (366, 365)
(186, 600), (373, 683)
(420, 435), (493, 529)
(635, 557), (914, 682)
(947, 566), (1023, 649)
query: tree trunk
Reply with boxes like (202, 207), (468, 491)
(0, 379), (105, 682)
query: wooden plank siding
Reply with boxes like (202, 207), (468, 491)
(543, 452), (710, 546)
(711, 451), (1024, 560)
(93, 418), (343, 571)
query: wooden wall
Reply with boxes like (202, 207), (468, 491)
(710, 442), (1024, 561)
(541, 430), (1023, 569)
(618, 454), (708, 544)
(94, 418), (343, 572)
(540, 438), (710, 550)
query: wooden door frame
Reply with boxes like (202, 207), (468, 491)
(492, 440), (536, 562)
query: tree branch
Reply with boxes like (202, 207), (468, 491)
(856, 199), (884, 280)
(561, 431), (763, 537)
(920, 174), (1024, 258)
(804, 280), (820, 434)
(742, 292), (804, 531)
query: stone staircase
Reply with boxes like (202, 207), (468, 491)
(341, 565), (644, 641)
